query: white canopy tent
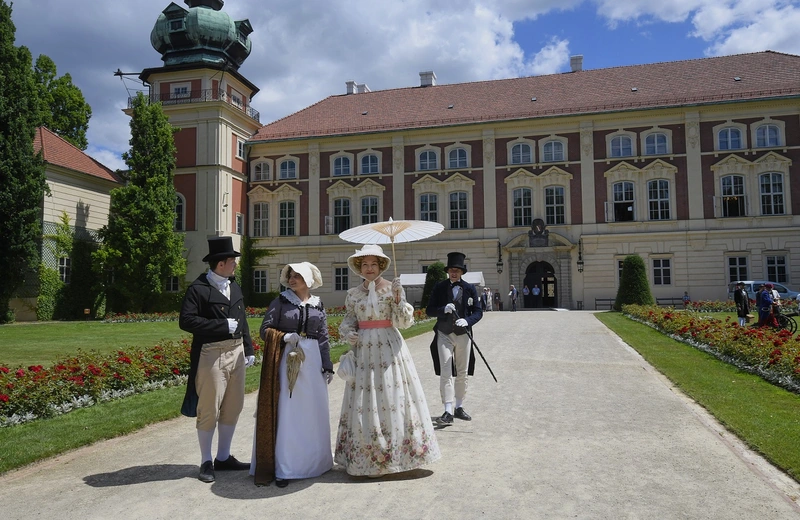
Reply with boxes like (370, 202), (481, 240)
(399, 271), (486, 287)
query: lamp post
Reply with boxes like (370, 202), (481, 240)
(577, 238), (584, 273)
(496, 241), (503, 274)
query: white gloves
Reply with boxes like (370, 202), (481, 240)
(345, 331), (359, 346)
(455, 318), (468, 328)
(284, 332), (300, 345)
(392, 277), (403, 302)
(245, 355), (256, 368)
(444, 303), (456, 314)
(324, 371), (334, 384)
(226, 318), (238, 334)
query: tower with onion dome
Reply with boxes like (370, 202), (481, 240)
(128, 0), (261, 281)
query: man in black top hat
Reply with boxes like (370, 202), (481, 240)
(179, 236), (255, 483)
(426, 252), (483, 424)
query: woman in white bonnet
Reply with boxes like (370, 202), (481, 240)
(251, 262), (333, 487)
(334, 244), (441, 476)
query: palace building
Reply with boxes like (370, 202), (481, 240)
(140, 0), (800, 310)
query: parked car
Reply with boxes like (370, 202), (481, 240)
(727, 281), (800, 302)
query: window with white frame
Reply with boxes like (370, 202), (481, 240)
(612, 181), (635, 222)
(174, 194), (185, 231)
(172, 83), (190, 99)
(721, 175), (745, 217)
(253, 270), (268, 293)
(280, 160), (297, 179)
(253, 161), (271, 181)
(448, 147), (467, 169)
(652, 258), (671, 285)
(718, 127), (742, 150)
(236, 213), (244, 235)
(512, 188), (532, 227)
(236, 137), (245, 159)
(420, 193), (438, 222)
(545, 186), (565, 225)
(766, 255), (787, 283)
(449, 191), (468, 229)
(58, 257), (71, 284)
(230, 88), (243, 108)
(543, 140), (564, 162)
(361, 196), (378, 224)
(253, 202), (268, 237)
(333, 198), (351, 233)
(169, 18), (184, 32)
(647, 179), (670, 220)
(617, 259), (625, 285)
(645, 133), (667, 155)
(279, 201), (295, 236)
(760, 172), (784, 215)
(727, 256), (748, 283)
(165, 276), (179, 292)
(361, 154), (379, 174)
(334, 156), (351, 176)
(511, 143), (532, 164)
(756, 124), (780, 148)
(334, 267), (349, 291)
(610, 135), (633, 158)
(419, 150), (438, 170)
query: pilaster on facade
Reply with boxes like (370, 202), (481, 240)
(482, 129), (497, 229)
(684, 111), (704, 220)
(579, 121), (595, 224)
(308, 143), (320, 235)
(392, 136), (405, 219)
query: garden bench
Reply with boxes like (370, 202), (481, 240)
(594, 298), (615, 310)
(656, 297), (686, 307)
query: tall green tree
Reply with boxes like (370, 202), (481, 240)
(33, 54), (91, 150)
(0, 0), (48, 322)
(613, 254), (655, 311)
(95, 92), (185, 313)
(421, 261), (447, 310)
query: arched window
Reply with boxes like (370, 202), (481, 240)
(253, 161), (270, 181)
(756, 125), (780, 147)
(174, 194), (185, 231)
(719, 128), (742, 150)
(645, 133), (667, 155)
(610, 136), (632, 157)
(448, 147), (467, 169)
(361, 154), (379, 174)
(511, 143), (532, 164)
(542, 141), (564, 162)
(280, 160), (297, 179)
(419, 150), (438, 170)
(334, 156), (351, 176)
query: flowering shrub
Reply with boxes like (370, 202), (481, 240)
(622, 304), (800, 392)
(104, 312), (180, 323)
(0, 334), (263, 427)
(686, 300), (737, 313)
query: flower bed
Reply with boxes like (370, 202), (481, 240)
(622, 304), (800, 393)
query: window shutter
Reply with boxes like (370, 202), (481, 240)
(324, 216), (334, 235)
(604, 201), (613, 222)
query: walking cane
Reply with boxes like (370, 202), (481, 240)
(453, 310), (498, 383)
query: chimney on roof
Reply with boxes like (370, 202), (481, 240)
(570, 55), (583, 72)
(419, 70), (437, 87)
(346, 80), (357, 95)
(357, 83), (371, 93)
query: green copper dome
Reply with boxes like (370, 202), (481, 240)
(150, 0), (253, 69)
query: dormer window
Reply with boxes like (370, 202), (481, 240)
(169, 19), (184, 32)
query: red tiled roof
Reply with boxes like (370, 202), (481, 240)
(250, 51), (800, 142)
(33, 127), (122, 183)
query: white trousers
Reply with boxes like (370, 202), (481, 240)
(437, 330), (470, 405)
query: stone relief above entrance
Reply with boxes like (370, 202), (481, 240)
(528, 218), (549, 247)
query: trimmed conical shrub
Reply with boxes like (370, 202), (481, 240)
(613, 255), (654, 311)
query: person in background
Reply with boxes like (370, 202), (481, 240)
(251, 262), (333, 488)
(682, 291), (690, 310)
(427, 252), (484, 425)
(508, 285), (518, 312)
(532, 284), (542, 308)
(179, 236), (255, 484)
(335, 244), (441, 476)
(733, 281), (750, 327)
(758, 284), (778, 328)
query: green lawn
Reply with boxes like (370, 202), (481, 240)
(596, 311), (800, 482)
(0, 318), (435, 474)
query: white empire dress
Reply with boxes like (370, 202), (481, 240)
(335, 278), (441, 476)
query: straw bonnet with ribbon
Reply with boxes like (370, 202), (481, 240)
(279, 262), (323, 290)
(347, 244), (391, 278)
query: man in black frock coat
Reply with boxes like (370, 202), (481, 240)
(179, 236), (255, 483)
(426, 252), (483, 424)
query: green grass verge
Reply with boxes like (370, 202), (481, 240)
(596, 311), (800, 482)
(0, 319), (434, 475)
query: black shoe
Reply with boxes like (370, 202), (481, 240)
(214, 455), (250, 471)
(275, 478), (289, 488)
(454, 407), (472, 421)
(199, 460), (215, 483)
(437, 411), (454, 425)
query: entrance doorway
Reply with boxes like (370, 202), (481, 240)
(523, 261), (556, 308)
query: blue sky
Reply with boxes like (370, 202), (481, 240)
(10, 0), (800, 171)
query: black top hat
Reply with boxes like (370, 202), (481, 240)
(446, 252), (467, 273)
(202, 236), (241, 262)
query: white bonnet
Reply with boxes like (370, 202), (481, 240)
(280, 262), (323, 290)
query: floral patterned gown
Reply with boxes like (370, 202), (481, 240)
(335, 277), (441, 475)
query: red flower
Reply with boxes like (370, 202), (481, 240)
(0, 366), (9, 373)
(28, 365), (44, 372)
(117, 356), (132, 364)
(0, 394), (9, 403)
(172, 368), (180, 375)
(15, 369), (24, 378)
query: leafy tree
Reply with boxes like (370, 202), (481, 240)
(236, 235), (275, 307)
(33, 54), (91, 150)
(95, 92), (185, 313)
(613, 255), (654, 311)
(421, 261), (447, 310)
(0, 0), (48, 322)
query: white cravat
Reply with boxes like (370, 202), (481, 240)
(366, 280), (379, 317)
(207, 270), (231, 300)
